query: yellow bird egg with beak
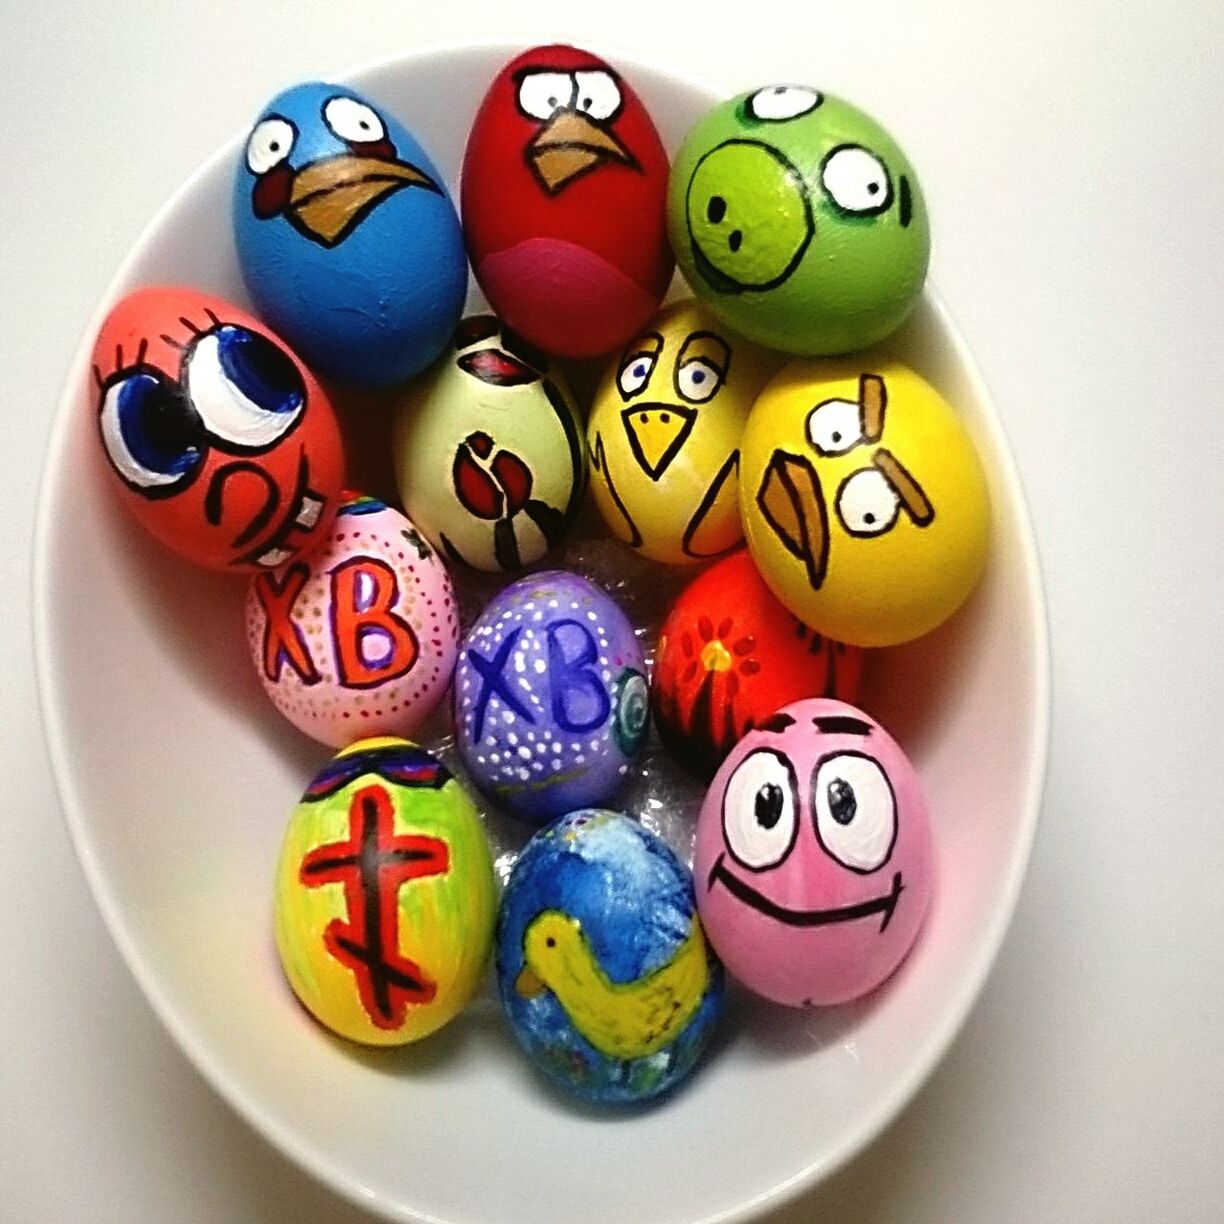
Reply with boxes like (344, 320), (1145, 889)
(587, 300), (777, 565)
(740, 357), (990, 646)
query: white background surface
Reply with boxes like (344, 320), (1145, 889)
(2, 2), (1221, 1221)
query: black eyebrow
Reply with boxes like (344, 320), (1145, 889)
(814, 715), (872, 735)
(756, 712), (796, 733)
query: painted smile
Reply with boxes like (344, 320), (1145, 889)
(226, 451), (327, 569)
(707, 854), (903, 932)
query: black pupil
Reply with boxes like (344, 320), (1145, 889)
(828, 778), (857, 825)
(213, 325), (304, 417)
(867, 182), (878, 194)
(269, 141), (279, 152)
(546, 937), (556, 948)
(864, 512), (875, 524)
(831, 431), (841, 442)
(707, 196), (726, 223)
(728, 230), (743, 252)
(116, 372), (202, 478)
(755, 783), (784, 829)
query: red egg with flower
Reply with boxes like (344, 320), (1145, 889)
(461, 44), (673, 358)
(653, 550), (866, 778)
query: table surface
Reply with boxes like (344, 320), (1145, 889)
(4, 2), (1222, 1221)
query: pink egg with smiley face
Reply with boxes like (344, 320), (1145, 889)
(693, 698), (932, 1006)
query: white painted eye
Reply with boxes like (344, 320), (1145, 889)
(323, 96), (386, 143)
(574, 70), (621, 121)
(746, 85), (823, 122)
(517, 71), (575, 121)
(806, 397), (864, 456)
(813, 752), (896, 873)
(98, 372), (204, 494)
(246, 117), (295, 175)
(723, 748), (799, 871)
(184, 325), (305, 452)
(618, 351), (657, 399)
(675, 359), (721, 404)
(821, 145), (893, 215)
(836, 468), (901, 537)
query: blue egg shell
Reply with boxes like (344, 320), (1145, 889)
(496, 810), (724, 1104)
(454, 571), (648, 824)
(233, 82), (468, 388)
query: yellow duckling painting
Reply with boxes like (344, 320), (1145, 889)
(495, 809), (724, 1104)
(516, 909), (710, 1061)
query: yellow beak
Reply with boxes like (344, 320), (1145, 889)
(288, 153), (439, 246)
(529, 109), (633, 193)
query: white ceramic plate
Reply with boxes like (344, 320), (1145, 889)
(34, 43), (1049, 1224)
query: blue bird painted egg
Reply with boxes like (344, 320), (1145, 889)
(233, 82), (468, 388)
(454, 571), (648, 824)
(497, 809), (724, 1104)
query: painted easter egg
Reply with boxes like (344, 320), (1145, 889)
(391, 314), (585, 573)
(453, 571), (647, 824)
(275, 737), (497, 1045)
(693, 699), (933, 1006)
(586, 300), (775, 565)
(234, 81), (467, 388)
(668, 87), (929, 355)
(246, 494), (458, 747)
(740, 358), (990, 647)
(497, 809), (723, 1103)
(461, 44), (673, 358)
(91, 286), (345, 572)
(653, 550), (865, 778)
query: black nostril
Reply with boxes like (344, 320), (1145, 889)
(707, 195), (726, 223)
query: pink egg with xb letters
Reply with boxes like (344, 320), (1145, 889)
(245, 493), (458, 747)
(693, 698), (933, 1007)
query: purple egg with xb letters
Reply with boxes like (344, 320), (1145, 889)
(454, 571), (648, 824)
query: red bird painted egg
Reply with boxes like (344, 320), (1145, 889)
(653, 550), (865, 779)
(461, 44), (673, 358)
(91, 286), (345, 571)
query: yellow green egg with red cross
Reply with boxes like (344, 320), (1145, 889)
(274, 737), (497, 1046)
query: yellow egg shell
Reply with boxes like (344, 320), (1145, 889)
(587, 300), (776, 565)
(740, 357), (990, 647)
(274, 737), (497, 1046)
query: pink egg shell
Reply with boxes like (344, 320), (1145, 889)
(245, 494), (459, 748)
(693, 697), (933, 1007)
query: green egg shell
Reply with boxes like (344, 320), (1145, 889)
(667, 86), (930, 356)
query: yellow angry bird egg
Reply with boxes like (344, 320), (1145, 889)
(587, 299), (776, 564)
(740, 358), (990, 646)
(274, 736), (497, 1046)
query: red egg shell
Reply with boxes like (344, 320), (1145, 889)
(461, 44), (673, 358)
(91, 287), (345, 572)
(653, 550), (866, 778)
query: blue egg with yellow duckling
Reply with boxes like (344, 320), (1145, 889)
(496, 809), (724, 1105)
(234, 81), (467, 388)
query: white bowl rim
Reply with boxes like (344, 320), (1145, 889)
(32, 38), (1051, 1224)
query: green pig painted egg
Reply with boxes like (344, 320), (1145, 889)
(667, 86), (930, 356)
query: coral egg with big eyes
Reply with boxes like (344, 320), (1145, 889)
(653, 550), (865, 779)
(693, 698), (933, 1006)
(245, 494), (458, 747)
(462, 45), (673, 358)
(453, 571), (648, 824)
(234, 81), (467, 388)
(90, 285), (345, 572)
(392, 313), (586, 573)
(668, 87), (930, 355)
(587, 300), (776, 565)
(741, 357), (990, 646)
(275, 737), (497, 1046)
